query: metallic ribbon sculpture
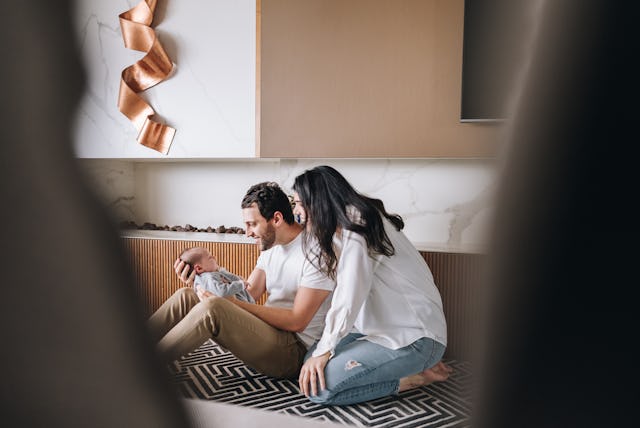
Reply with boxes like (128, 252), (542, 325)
(118, 0), (175, 154)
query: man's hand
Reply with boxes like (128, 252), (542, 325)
(298, 352), (330, 397)
(173, 258), (195, 285)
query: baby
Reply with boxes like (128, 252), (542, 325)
(179, 246), (255, 303)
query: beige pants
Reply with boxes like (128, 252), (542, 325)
(148, 287), (307, 379)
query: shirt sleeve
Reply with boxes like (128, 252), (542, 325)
(254, 250), (268, 271)
(300, 241), (336, 292)
(312, 231), (374, 357)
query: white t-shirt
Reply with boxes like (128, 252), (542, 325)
(255, 232), (335, 348)
(312, 218), (447, 357)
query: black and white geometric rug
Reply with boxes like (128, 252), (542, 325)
(171, 340), (472, 428)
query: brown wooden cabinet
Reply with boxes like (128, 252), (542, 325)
(257, 0), (501, 158)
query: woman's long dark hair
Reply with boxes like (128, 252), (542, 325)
(292, 165), (404, 279)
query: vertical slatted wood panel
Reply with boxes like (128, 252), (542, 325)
(421, 251), (485, 361)
(121, 237), (482, 361)
(121, 238), (262, 316)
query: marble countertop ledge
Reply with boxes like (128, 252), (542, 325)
(120, 230), (255, 244)
(119, 230), (485, 254)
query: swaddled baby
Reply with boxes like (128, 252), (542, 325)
(179, 246), (255, 303)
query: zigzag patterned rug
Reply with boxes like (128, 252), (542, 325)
(171, 340), (472, 428)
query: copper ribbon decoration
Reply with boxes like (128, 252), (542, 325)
(117, 0), (175, 154)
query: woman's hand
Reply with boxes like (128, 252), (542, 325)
(173, 258), (195, 285)
(298, 352), (330, 397)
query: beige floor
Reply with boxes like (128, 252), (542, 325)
(183, 398), (345, 428)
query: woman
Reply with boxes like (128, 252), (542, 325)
(293, 165), (452, 405)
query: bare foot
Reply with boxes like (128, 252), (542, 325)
(429, 361), (454, 378)
(398, 361), (453, 392)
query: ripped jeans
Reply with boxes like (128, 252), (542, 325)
(304, 333), (445, 406)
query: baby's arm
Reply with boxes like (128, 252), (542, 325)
(198, 273), (241, 298)
(225, 280), (248, 296)
(221, 270), (252, 294)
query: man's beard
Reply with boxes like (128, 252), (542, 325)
(260, 223), (276, 251)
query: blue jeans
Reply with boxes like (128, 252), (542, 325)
(304, 333), (446, 405)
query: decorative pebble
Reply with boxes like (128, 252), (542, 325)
(120, 221), (245, 234)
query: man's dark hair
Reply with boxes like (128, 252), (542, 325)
(241, 182), (295, 224)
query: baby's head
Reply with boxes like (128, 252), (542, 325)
(179, 247), (220, 275)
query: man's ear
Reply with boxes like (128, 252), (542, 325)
(272, 211), (284, 225)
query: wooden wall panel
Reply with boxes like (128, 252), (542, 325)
(259, 0), (500, 158)
(121, 238), (262, 316)
(122, 237), (484, 360)
(421, 252), (485, 361)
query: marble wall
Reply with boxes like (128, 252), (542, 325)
(72, 0), (256, 158)
(79, 158), (498, 252)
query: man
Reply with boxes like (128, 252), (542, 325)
(148, 182), (334, 379)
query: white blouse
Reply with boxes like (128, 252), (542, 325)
(311, 218), (447, 357)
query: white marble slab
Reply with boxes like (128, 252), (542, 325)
(83, 158), (496, 253)
(120, 229), (255, 244)
(72, 0), (256, 158)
